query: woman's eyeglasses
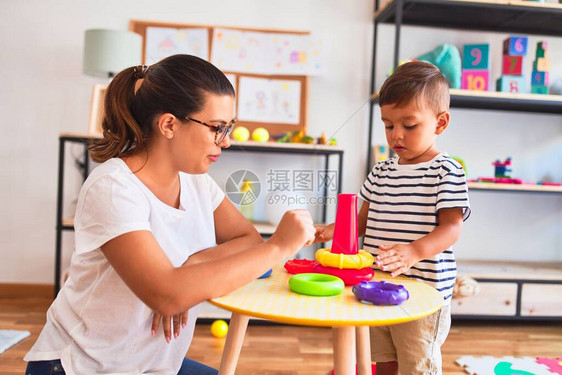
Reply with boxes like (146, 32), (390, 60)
(186, 117), (236, 145)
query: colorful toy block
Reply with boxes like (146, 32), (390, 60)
(531, 85), (549, 94)
(533, 57), (550, 72)
(496, 76), (526, 93)
(461, 70), (489, 91)
(503, 36), (528, 56)
(531, 71), (549, 86)
(535, 41), (548, 58)
(462, 44), (490, 70)
(502, 55), (523, 75)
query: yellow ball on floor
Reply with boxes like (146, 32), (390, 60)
(232, 126), (250, 141)
(211, 319), (229, 338)
(252, 127), (269, 142)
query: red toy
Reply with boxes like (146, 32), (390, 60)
(331, 194), (359, 254)
(284, 259), (319, 274)
(312, 264), (374, 286)
(314, 194), (374, 286)
(502, 55), (523, 75)
(285, 194), (375, 286)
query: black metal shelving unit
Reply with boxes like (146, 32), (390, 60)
(54, 134), (344, 297)
(374, 0), (562, 36)
(366, 0), (562, 173)
(366, 0), (562, 321)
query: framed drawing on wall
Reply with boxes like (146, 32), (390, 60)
(129, 20), (311, 136)
(88, 84), (107, 136)
(235, 74), (307, 135)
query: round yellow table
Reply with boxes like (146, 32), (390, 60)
(209, 264), (443, 375)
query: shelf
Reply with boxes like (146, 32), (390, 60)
(449, 89), (562, 114)
(60, 132), (101, 141)
(374, 0), (562, 36)
(371, 89), (562, 114)
(252, 221), (276, 235)
(227, 140), (343, 154)
(457, 260), (562, 281)
(59, 133), (344, 154)
(199, 301), (232, 320)
(468, 181), (562, 193)
(61, 218), (74, 230)
(62, 217), (280, 236)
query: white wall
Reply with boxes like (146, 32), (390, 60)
(0, 0), (560, 284)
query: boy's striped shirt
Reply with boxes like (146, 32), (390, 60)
(359, 153), (471, 302)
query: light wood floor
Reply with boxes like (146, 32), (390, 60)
(1, 295), (561, 375)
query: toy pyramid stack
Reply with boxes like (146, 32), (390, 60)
(461, 44), (490, 91)
(531, 41), (550, 94)
(496, 36), (528, 93)
(313, 194), (374, 286)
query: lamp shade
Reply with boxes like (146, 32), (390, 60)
(83, 29), (142, 78)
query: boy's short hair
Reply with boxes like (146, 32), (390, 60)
(378, 61), (450, 114)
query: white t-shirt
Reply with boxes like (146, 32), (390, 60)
(25, 158), (225, 374)
(359, 153), (470, 303)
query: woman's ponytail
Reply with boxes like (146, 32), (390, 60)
(88, 66), (147, 163)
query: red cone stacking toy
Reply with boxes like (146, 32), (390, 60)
(285, 193), (374, 285)
(311, 193), (374, 285)
(331, 194), (359, 255)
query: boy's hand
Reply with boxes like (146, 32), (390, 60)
(151, 311), (188, 343)
(314, 223), (335, 243)
(375, 244), (419, 277)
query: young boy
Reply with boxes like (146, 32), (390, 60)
(315, 61), (470, 375)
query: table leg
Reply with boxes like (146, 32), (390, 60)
(218, 313), (250, 375)
(356, 326), (371, 375)
(332, 326), (356, 375)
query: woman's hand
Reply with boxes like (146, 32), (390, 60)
(268, 210), (315, 256)
(313, 223), (335, 243)
(151, 311), (188, 343)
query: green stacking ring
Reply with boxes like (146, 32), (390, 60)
(289, 273), (345, 296)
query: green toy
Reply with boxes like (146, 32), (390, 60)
(416, 44), (462, 89)
(288, 273), (344, 296)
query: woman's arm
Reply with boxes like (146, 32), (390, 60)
(185, 197), (263, 266)
(101, 209), (314, 316)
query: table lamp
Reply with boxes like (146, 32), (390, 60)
(83, 29), (142, 78)
(83, 29), (141, 134)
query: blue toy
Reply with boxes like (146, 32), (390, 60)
(492, 158), (512, 178)
(258, 269), (272, 279)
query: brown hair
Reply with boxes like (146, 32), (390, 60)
(378, 61), (449, 114)
(88, 54), (235, 163)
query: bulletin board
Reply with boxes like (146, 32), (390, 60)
(129, 20), (312, 135)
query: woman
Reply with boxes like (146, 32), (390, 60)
(25, 54), (315, 374)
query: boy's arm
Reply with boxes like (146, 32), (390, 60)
(358, 200), (369, 237)
(411, 207), (464, 259)
(376, 207), (464, 277)
(314, 200), (370, 242)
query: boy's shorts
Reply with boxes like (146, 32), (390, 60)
(370, 304), (451, 375)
